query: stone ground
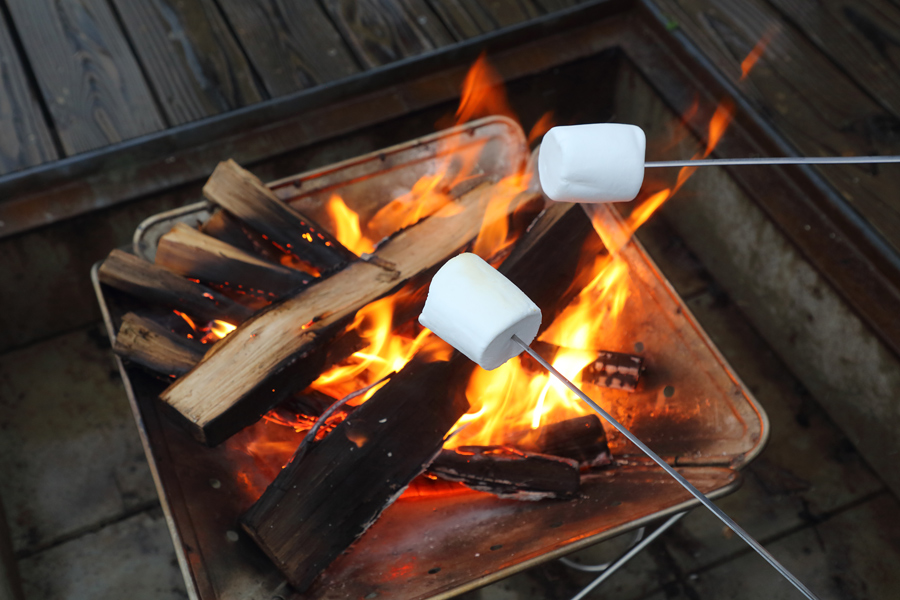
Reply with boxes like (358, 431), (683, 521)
(1, 214), (898, 600)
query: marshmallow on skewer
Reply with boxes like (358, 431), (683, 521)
(419, 253), (541, 371)
(538, 124), (646, 203)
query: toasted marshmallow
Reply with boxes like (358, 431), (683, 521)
(419, 253), (541, 370)
(538, 124), (646, 203)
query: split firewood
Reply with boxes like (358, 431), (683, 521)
(113, 312), (205, 377)
(203, 160), (356, 272)
(428, 446), (580, 500)
(155, 223), (313, 300)
(98, 249), (253, 325)
(241, 354), (469, 593)
(200, 208), (294, 266)
(160, 182), (542, 446)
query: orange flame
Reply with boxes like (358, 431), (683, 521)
(325, 194), (375, 255)
(454, 52), (515, 125)
(741, 29), (776, 80)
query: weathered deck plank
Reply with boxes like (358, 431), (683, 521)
(767, 0), (900, 118)
(215, 0), (360, 97)
(479, 0), (542, 28)
(426, 0), (494, 39)
(651, 0), (900, 254)
(322, 0), (453, 68)
(0, 11), (57, 174)
(110, 0), (263, 125)
(5, 0), (164, 154)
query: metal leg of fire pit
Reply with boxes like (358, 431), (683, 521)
(512, 336), (821, 600)
(566, 511), (687, 600)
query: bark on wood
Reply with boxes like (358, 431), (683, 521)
(241, 355), (469, 592)
(160, 182), (540, 446)
(113, 312), (205, 377)
(200, 208), (289, 265)
(155, 222), (314, 299)
(98, 249), (253, 324)
(429, 446), (580, 499)
(203, 160), (356, 272)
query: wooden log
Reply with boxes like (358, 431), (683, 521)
(160, 182), (541, 446)
(534, 415), (612, 468)
(582, 350), (643, 392)
(521, 341), (644, 392)
(201, 208), (289, 265)
(241, 354), (469, 592)
(98, 249), (253, 325)
(203, 160), (356, 272)
(155, 222), (314, 299)
(429, 446), (580, 500)
(113, 312), (205, 377)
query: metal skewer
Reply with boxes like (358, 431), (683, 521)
(647, 155), (900, 168)
(511, 335), (821, 600)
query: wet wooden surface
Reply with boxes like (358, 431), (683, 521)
(5, 0), (164, 154)
(0, 0), (897, 269)
(109, 0), (263, 124)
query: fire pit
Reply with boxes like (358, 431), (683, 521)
(93, 102), (765, 598)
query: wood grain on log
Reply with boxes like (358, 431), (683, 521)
(98, 249), (254, 325)
(203, 160), (356, 272)
(215, 0), (359, 96)
(113, 312), (205, 377)
(160, 182), (540, 445)
(5, 0), (163, 154)
(200, 209), (288, 264)
(110, 0), (262, 124)
(242, 355), (468, 592)
(155, 222), (314, 299)
(429, 446), (580, 499)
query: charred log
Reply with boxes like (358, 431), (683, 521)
(241, 354), (469, 592)
(429, 446), (580, 500)
(113, 312), (205, 377)
(521, 341), (644, 392)
(203, 160), (356, 272)
(155, 223), (313, 300)
(98, 249), (253, 325)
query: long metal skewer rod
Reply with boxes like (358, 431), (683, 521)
(569, 511), (687, 600)
(647, 155), (900, 168)
(511, 335), (820, 600)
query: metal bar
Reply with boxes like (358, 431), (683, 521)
(512, 335), (820, 600)
(647, 155), (900, 168)
(569, 511), (686, 600)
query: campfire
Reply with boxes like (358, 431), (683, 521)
(94, 54), (766, 599)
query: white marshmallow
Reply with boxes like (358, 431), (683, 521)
(538, 124), (646, 203)
(419, 253), (541, 371)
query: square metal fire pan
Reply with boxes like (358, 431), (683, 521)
(94, 116), (767, 600)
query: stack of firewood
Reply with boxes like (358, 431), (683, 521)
(97, 159), (642, 592)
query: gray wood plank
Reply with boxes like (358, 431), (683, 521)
(216, 0), (359, 98)
(477, 0), (542, 28)
(5, 0), (164, 155)
(110, 0), (263, 125)
(322, 0), (451, 68)
(652, 0), (900, 256)
(0, 12), (57, 174)
(427, 0), (496, 38)
(766, 0), (900, 118)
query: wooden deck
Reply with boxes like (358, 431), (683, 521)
(1, 0), (899, 259)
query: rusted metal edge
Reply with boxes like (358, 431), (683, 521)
(0, 0), (633, 240)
